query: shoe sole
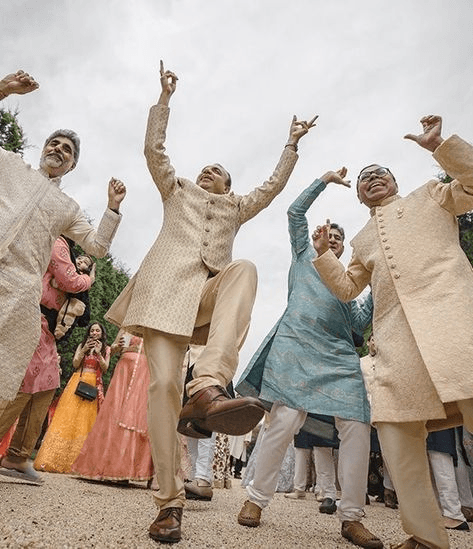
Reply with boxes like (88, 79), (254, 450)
(198, 403), (265, 436)
(237, 517), (260, 528)
(149, 531), (181, 543)
(177, 420), (212, 439)
(319, 507), (337, 514)
(0, 467), (43, 485)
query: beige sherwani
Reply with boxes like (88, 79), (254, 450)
(106, 104), (298, 511)
(0, 148), (121, 401)
(314, 135), (473, 428)
(106, 104), (298, 339)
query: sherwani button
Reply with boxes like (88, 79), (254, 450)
(382, 238), (387, 242)
(206, 215), (212, 220)
(394, 273), (400, 279)
(385, 245), (390, 250)
(387, 254), (393, 259)
(205, 228), (210, 232)
(203, 242), (208, 246)
(391, 264), (396, 269)
(210, 199), (215, 205)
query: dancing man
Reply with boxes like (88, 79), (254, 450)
(106, 61), (317, 543)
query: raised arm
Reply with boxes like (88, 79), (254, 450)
(0, 70), (39, 100)
(287, 167), (350, 257)
(239, 114), (318, 224)
(143, 60), (180, 200)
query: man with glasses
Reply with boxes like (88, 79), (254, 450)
(312, 115), (473, 549)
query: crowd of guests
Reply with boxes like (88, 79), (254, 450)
(1, 64), (473, 549)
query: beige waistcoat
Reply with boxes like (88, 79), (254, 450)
(106, 104), (298, 341)
(314, 135), (473, 427)
(0, 148), (121, 400)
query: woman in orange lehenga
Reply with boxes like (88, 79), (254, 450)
(71, 330), (154, 482)
(34, 322), (109, 473)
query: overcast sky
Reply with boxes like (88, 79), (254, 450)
(3, 0), (473, 377)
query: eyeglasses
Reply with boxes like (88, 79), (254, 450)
(358, 167), (389, 182)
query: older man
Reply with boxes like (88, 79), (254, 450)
(106, 61), (316, 543)
(313, 115), (473, 549)
(0, 70), (126, 404)
(236, 173), (379, 549)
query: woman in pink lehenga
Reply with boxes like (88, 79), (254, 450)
(71, 330), (154, 482)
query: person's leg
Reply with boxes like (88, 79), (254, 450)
(189, 259), (257, 393)
(194, 434), (216, 483)
(377, 421), (449, 549)
(336, 418), (371, 522)
(7, 390), (55, 459)
(0, 392), (30, 440)
(314, 446), (337, 500)
(428, 450), (466, 523)
(293, 447), (310, 492)
(143, 328), (189, 511)
(238, 403), (306, 527)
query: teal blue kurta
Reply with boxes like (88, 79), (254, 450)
(236, 180), (372, 437)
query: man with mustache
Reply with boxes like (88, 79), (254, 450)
(0, 70), (126, 406)
(106, 60), (317, 543)
(312, 115), (473, 549)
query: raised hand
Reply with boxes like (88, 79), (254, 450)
(312, 219), (331, 257)
(404, 115), (444, 152)
(107, 177), (126, 211)
(158, 60), (178, 104)
(287, 115), (318, 147)
(0, 70), (39, 99)
(320, 167), (351, 187)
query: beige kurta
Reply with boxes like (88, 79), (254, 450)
(0, 148), (121, 401)
(314, 135), (473, 427)
(106, 104), (298, 340)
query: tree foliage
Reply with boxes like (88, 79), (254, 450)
(0, 107), (27, 154)
(56, 249), (130, 392)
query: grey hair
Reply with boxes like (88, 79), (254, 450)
(44, 129), (80, 169)
(330, 222), (345, 241)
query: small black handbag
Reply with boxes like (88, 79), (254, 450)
(74, 362), (98, 401)
(75, 380), (98, 401)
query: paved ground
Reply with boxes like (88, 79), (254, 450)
(0, 473), (471, 548)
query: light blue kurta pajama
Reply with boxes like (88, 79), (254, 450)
(236, 179), (373, 520)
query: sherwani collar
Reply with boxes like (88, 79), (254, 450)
(38, 167), (62, 187)
(369, 194), (401, 216)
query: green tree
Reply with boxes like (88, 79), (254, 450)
(0, 107), (27, 154)
(57, 250), (130, 391)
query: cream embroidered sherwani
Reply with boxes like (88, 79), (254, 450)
(0, 148), (121, 401)
(314, 135), (473, 428)
(106, 104), (298, 510)
(106, 104), (298, 339)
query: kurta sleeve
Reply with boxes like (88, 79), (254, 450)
(49, 238), (92, 294)
(287, 179), (326, 257)
(349, 292), (373, 335)
(431, 134), (473, 215)
(238, 147), (298, 225)
(313, 249), (371, 302)
(64, 207), (121, 259)
(144, 104), (179, 201)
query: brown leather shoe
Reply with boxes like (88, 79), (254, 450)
(178, 386), (265, 438)
(149, 507), (183, 544)
(237, 500), (262, 527)
(341, 521), (383, 549)
(462, 505), (473, 522)
(390, 538), (430, 549)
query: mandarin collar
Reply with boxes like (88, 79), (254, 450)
(369, 194), (401, 216)
(39, 167), (62, 187)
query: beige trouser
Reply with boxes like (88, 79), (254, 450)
(0, 390), (55, 459)
(377, 399), (473, 549)
(143, 259), (257, 510)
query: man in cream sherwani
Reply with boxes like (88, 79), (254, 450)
(312, 115), (473, 549)
(0, 70), (126, 405)
(106, 61), (316, 544)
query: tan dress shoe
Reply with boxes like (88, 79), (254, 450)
(237, 500), (262, 527)
(149, 507), (183, 544)
(178, 386), (265, 438)
(341, 521), (383, 549)
(390, 538), (430, 549)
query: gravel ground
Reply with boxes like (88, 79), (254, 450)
(0, 473), (471, 549)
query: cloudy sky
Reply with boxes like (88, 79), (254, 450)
(3, 0), (473, 377)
